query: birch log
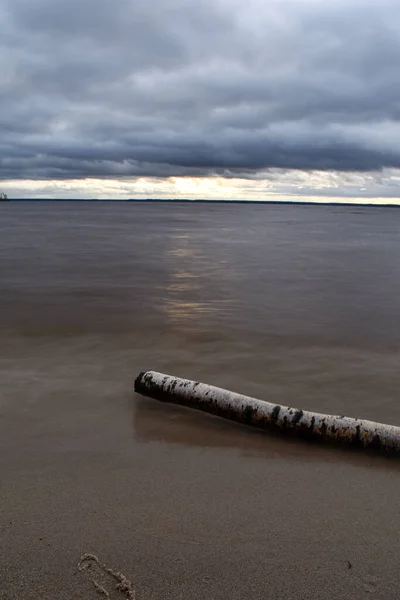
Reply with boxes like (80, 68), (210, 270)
(134, 370), (400, 453)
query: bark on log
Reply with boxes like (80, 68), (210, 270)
(134, 370), (400, 453)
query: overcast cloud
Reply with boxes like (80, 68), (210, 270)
(1, 0), (400, 198)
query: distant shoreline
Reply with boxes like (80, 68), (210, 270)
(4, 198), (400, 207)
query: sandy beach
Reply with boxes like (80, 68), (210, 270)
(2, 202), (400, 599)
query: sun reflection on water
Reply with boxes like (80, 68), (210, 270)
(164, 233), (231, 328)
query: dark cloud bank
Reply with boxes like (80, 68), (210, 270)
(1, 0), (400, 181)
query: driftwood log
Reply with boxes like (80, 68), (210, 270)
(135, 371), (400, 454)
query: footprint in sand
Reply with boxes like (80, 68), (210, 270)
(78, 553), (136, 600)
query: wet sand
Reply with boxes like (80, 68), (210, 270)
(1, 202), (400, 599)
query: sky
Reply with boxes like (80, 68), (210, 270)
(1, 0), (400, 202)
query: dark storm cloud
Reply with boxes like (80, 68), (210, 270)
(1, 0), (400, 180)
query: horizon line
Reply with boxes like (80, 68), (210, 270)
(3, 198), (400, 207)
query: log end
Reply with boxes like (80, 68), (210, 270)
(134, 370), (150, 394)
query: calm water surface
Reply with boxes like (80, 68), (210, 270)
(2, 201), (400, 426)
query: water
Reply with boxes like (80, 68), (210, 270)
(2, 201), (400, 425)
(2, 201), (400, 600)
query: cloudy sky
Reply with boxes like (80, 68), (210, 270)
(1, 0), (400, 201)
